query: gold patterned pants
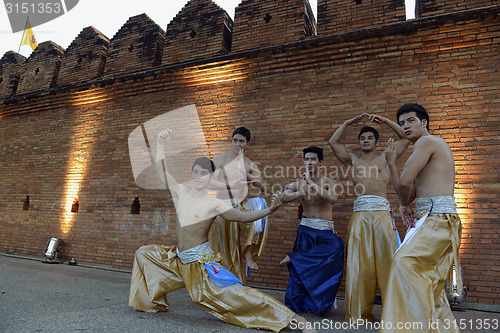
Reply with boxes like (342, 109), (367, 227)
(128, 244), (294, 332)
(380, 214), (462, 333)
(345, 210), (398, 322)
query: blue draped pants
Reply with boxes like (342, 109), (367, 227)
(285, 224), (344, 316)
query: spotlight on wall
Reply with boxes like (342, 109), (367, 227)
(71, 198), (79, 213)
(43, 237), (60, 264)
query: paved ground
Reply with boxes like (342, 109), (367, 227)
(1, 254), (499, 333)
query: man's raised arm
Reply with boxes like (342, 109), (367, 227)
(155, 129), (180, 194)
(367, 114), (410, 158)
(384, 138), (400, 196)
(328, 114), (364, 166)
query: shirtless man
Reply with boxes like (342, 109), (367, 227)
(210, 126), (268, 283)
(280, 146), (344, 316)
(129, 129), (316, 333)
(380, 103), (462, 332)
(328, 113), (409, 322)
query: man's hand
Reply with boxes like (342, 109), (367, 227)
(399, 204), (414, 228)
(345, 113), (366, 126)
(303, 171), (312, 184)
(385, 138), (396, 165)
(157, 128), (172, 143)
(366, 113), (388, 124)
(269, 193), (283, 212)
(302, 172), (318, 197)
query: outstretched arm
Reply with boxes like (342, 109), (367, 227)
(367, 114), (410, 158)
(219, 194), (282, 222)
(281, 181), (306, 203)
(328, 114), (365, 166)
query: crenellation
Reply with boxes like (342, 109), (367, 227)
(317, 0), (406, 36)
(231, 0), (317, 52)
(0, 51), (26, 99)
(419, 0), (498, 18)
(58, 27), (110, 87)
(16, 41), (65, 95)
(1, 1), (497, 99)
(163, 0), (234, 65)
(103, 13), (166, 78)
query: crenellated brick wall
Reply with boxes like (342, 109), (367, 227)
(317, 0), (406, 35)
(231, 0), (317, 52)
(15, 41), (64, 95)
(163, 0), (233, 65)
(103, 14), (165, 78)
(0, 51), (26, 99)
(58, 27), (109, 87)
(419, 0), (498, 17)
(0, 0), (499, 307)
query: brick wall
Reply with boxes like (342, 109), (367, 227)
(163, 0), (233, 65)
(419, 0), (498, 17)
(15, 41), (64, 95)
(0, 51), (26, 98)
(317, 0), (406, 35)
(103, 14), (165, 78)
(232, 0), (317, 52)
(58, 27), (109, 87)
(0, 1), (499, 306)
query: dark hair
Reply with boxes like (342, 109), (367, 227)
(232, 126), (251, 142)
(358, 126), (379, 142)
(191, 157), (216, 173)
(303, 146), (324, 161)
(397, 103), (429, 131)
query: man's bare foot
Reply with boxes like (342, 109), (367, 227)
(246, 259), (259, 269)
(289, 314), (318, 333)
(280, 255), (291, 266)
(244, 246), (259, 269)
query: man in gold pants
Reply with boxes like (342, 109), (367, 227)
(129, 129), (316, 333)
(329, 113), (409, 322)
(209, 126), (268, 284)
(380, 103), (462, 332)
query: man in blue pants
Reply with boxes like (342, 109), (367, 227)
(280, 146), (344, 316)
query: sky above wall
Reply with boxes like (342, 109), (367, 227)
(0, 0), (318, 59)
